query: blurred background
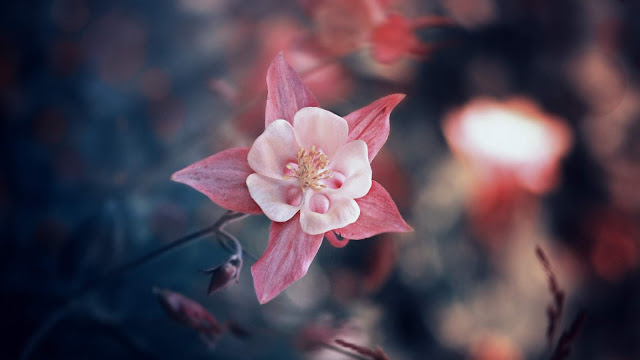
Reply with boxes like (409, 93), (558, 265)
(2, 0), (639, 359)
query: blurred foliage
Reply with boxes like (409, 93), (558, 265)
(2, 0), (640, 359)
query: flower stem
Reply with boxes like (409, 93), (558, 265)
(19, 210), (247, 360)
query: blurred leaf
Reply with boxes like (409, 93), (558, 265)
(153, 288), (223, 348)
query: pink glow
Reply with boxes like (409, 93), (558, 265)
(444, 98), (572, 194)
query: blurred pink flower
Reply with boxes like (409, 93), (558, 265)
(443, 98), (572, 245)
(444, 97), (572, 194)
(221, 17), (352, 137)
(371, 13), (452, 64)
(304, 0), (452, 64)
(172, 54), (411, 304)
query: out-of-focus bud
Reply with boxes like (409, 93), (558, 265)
(153, 288), (224, 348)
(201, 254), (242, 295)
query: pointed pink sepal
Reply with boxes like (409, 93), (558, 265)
(171, 147), (262, 214)
(265, 53), (319, 127)
(336, 181), (412, 240)
(251, 214), (324, 304)
(345, 94), (405, 162)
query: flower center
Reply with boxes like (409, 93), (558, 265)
(283, 146), (332, 191)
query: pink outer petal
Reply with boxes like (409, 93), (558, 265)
(335, 180), (412, 240)
(325, 231), (349, 248)
(171, 147), (262, 214)
(344, 94), (405, 162)
(247, 119), (297, 179)
(293, 107), (349, 157)
(265, 53), (319, 127)
(251, 214), (324, 304)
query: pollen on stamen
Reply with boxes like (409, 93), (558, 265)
(282, 146), (333, 191)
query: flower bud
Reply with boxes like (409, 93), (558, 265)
(201, 254), (242, 295)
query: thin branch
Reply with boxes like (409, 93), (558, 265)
(551, 311), (586, 360)
(19, 211), (247, 360)
(81, 316), (158, 360)
(19, 305), (74, 360)
(536, 245), (565, 349)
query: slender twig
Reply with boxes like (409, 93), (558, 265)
(216, 227), (259, 262)
(77, 211), (247, 297)
(551, 311), (586, 360)
(536, 246), (565, 350)
(19, 305), (74, 360)
(20, 211), (247, 360)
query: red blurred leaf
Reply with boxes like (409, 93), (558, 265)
(154, 288), (223, 347)
(335, 339), (391, 360)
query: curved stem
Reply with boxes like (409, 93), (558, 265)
(19, 305), (74, 360)
(19, 210), (246, 360)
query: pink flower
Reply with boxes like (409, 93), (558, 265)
(371, 13), (452, 64)
(443, 97), (572, 194)
(246, 107), (372, 234)
(302, 0), (453, 64)
(172, 54), (411, 304)
(443, 97), (572, 246)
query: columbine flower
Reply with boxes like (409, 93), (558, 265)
(246, 107), (372, 235)
(172, 54), (411, 304)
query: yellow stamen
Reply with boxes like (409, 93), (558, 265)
(283, 146), (332, 191)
